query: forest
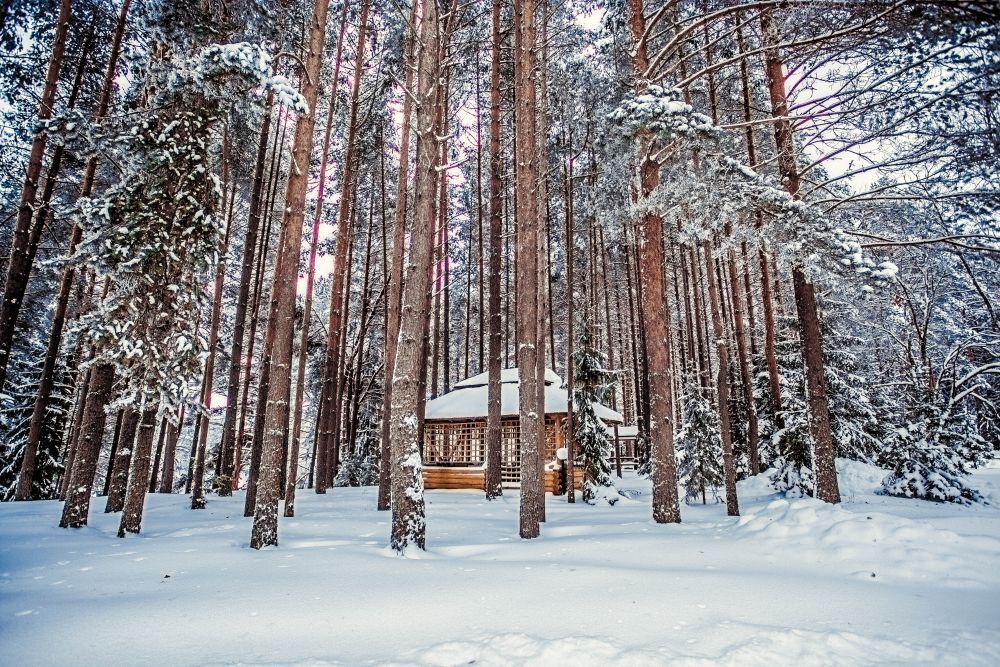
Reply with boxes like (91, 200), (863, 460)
(0, 0), (998, 663)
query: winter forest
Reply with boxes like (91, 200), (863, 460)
(1, 0), (998, 664)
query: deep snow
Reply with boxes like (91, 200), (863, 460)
(1, 460), (999, 666)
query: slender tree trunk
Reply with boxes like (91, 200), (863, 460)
(760, 8), (840, 504)
(14, 0), (133, 500)
(285, 2), (351, 515)
(148, 417), (167, 494)
(378, 0), (419, 512)
(389, 0), (444, 553)
(104, 408), (140, 512)
(628, 0), (680, 524)
(701, 240), (739, 515)
(102, 410), (124, 497)
(514, 0), (543, 540)
(314, 0), (372, 495)
(250, 0), (334, 549)
(59, 364), (114, 527)
(158, 407), (182, 493)
(563, 142), (576, 503)
(0, 0), (72, 392)
(117, 406), (159, 537)
(484, 0), (505, 502)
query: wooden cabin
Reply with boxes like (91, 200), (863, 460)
(421, 368), (625, 493)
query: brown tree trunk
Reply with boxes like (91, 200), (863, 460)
(158, 407), (181, 493)
(628, 0), (680, 524)
(760, 8), (840, 504)
(0, 0), (72, 392)
(14, 0), (133, 500)
(389, 0), (445, 553)
(484, 0), (505, 502)
(59, 364), (114, 527)
(217, 101), (273, 495)
(314, 0), (371, 494)
(250, 0), (334, 549)
(117, 406), (159, 536)
(285, 1), (351, 516)
(514, 0), (543, 540)
(378, 0), (419, 512)
(147, 417), (167, 494)
(104, 408), (140, 512)
(102, 410), (124, 497)
(563, 141), (576, 503)
(702, 240), (739, 515)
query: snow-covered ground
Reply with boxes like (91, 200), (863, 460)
(2, 460), (999, 666)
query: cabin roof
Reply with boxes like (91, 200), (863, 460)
(425, 368), (625, 423)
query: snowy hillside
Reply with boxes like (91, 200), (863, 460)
(2, 461), (998, 666)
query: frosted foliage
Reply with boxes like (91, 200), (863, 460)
(676, 392), (725, 505)
(572, 331), (620, 505)
(879, 405), (987, 505)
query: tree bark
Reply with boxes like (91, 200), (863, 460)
(0, 0), (72, 393)
(760, 7), (840, 504)
(14, 0), (133, 500)
(285, 0), (351, 517)
(250, 0), (334, 549)
(315, 0), (372, 493)
(628, 0), (680, 524)
(104, 408), (140, 512)
(117, 406), (159, 536)
(484, 0), (504, 502)
(158, 407), (181, 493)
(59, 364), (114, 527)
(389, 0), (445, 553)
(378, 0), (419, 512)
(514, 0), (543, 540)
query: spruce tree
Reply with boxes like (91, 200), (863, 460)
(572, 327), (619, 505)
(677, 388), (725, 505)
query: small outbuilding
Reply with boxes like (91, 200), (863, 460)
(421, 368), (624, 492)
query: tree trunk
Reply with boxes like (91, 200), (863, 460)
(14, 0), (133, 500)
(147, 417), (167, 494)
(484, 0), (504, 502)
(514, 0), (542, 540)
(284, 0), (351, 517)
(760, 7), (840, 504)
(378, 0), (419, 512)
(389, 0), (445, 553)
(701, 240), (739, 516)
(104, 408), (140, 512)
(158, 407), (181, 493)
(250, 0), (334, 549)
(117, 406), (159, 536)
(563, 141), (575, 503)
(59, 364), (114, 528)
(628, 0), (680, 524)
(314, 0), (371, 495)
(0, 0), (72, 392)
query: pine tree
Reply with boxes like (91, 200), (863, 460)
(677, 389), (725, 505)
(572, 327), (619, 505)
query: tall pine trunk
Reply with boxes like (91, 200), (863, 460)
(627, 0), (680, 524)
(250, 0), (333, 549)
(315, 0), (372, 493)
(760, 8), (840, 504)
(0, 0), (72, 392)
(514, 0), (542, 540)
(389, 0), (444, 553)
(117, 406), (159, 536)
(484, 0), (504, 501)
(378, 0), (418, 512)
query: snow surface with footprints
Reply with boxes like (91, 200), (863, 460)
(1, 460), (999, 666)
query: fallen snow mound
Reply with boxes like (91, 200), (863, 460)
(734, 496), (1000, 587)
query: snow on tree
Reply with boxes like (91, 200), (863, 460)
(676, 388), (725, 505)
(572, 327), (619, 506)
(63, 42), (305, 416)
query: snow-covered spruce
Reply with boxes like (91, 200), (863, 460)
(572, 327), (620, 505)
(676, 389), (725, 505)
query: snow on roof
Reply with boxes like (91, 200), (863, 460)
(426, 368), (624, 423)
(454, 367), (563, 388)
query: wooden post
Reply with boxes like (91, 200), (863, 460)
(613, 423), (623, 479)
